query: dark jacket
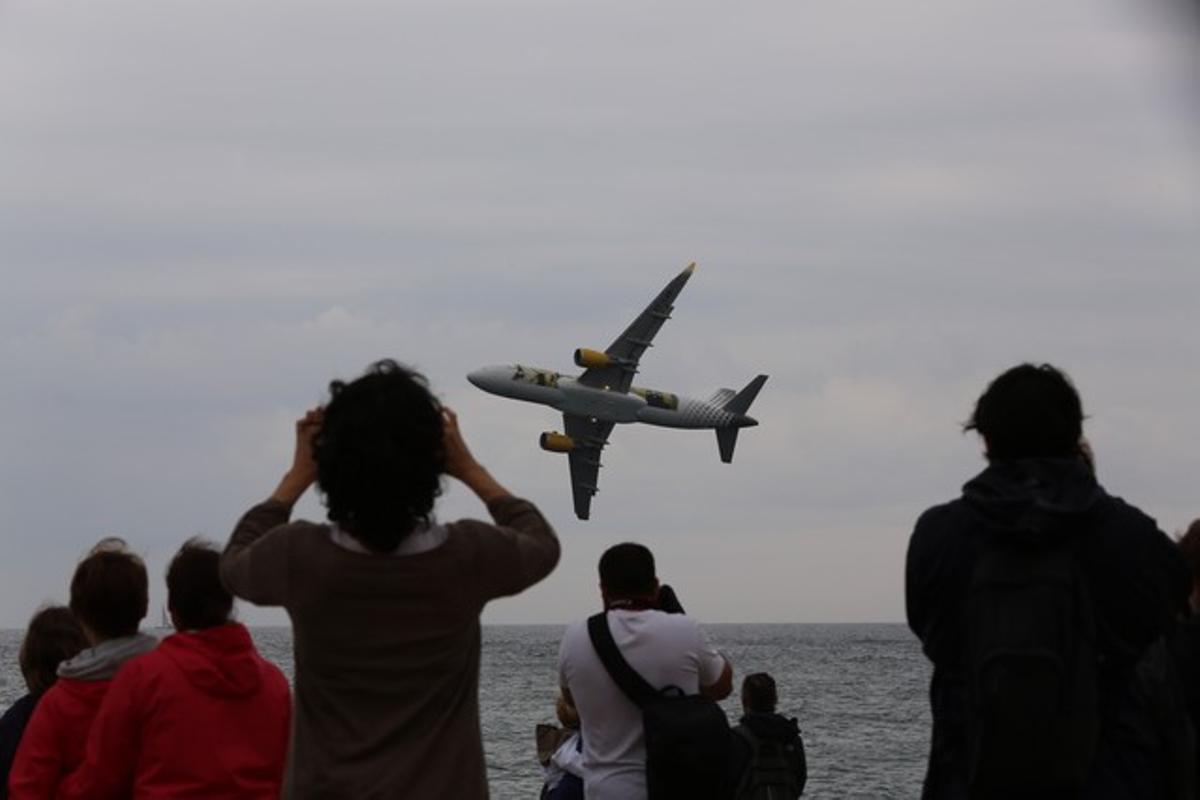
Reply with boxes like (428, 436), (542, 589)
(906, 458), (1190, 799)
(731, 712), (807, 798)
(0, 695), (38, 799)
(1168, 614), (1200, 798)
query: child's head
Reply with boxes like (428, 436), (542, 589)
(69, 538), (148, 643)
(167, 538), (233, 630)
(741, 672), (778, 715)
(19, 606), (87, 695)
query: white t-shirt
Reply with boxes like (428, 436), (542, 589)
(557, 609), (727, 800)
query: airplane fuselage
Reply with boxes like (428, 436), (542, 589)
(467, 364), (756, 430)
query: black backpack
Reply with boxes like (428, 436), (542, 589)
(732, 719), (806, 800)
(587, 613), (734, 800)
(964, 527), (1100, 798)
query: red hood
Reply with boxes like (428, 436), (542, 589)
(159, 623), (264, 698)
(55, 676), (112, 704)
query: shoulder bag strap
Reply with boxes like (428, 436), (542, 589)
(587, 612), (659, 709)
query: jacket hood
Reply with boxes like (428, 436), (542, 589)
(962, 458), (1103, 538)
(58, 632), (158, 681)
(740, 711), (800, 742)
(159, 623), (264, 698)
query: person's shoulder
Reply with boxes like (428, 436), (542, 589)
(0, 693), (36, 729)
(914, 498), (967, 536)
(1090, 491), (1158, 531)
(560, 618), (591, 647)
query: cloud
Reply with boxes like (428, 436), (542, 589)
(0, 0), (1196, 626)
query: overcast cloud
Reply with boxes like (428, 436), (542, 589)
(0, 0), (1197, 627)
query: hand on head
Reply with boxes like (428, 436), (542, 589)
(440, 407), (510, 504)
(272, 407), (323, 506)
(440, 407), (479, 482)
(292, 407), (324, 485)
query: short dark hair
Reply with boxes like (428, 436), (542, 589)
(1178, 519), (1200, 588)
(167, 538), (233, 630)
(742, 672), (778, 714)
(313, 360), (445, 553)
(69, 538), (148, 641)
(599, 543), (657, 598)
(966, 363), (1084, 460)
(19, 606), (87, 696)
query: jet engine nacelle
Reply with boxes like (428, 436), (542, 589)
(574, 348), (612, 369)
(539, 432), (575, 453)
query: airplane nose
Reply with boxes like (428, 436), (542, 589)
(467, 369), (486, 389)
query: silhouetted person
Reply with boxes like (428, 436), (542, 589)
(558, 542), (733, 800)
(906, 363), (1189, 799)
(220, 360), (559, 799)
(1170, 519), (1200, 797)
(730, 672), (807, 799)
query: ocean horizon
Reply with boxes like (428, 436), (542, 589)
(1, 623), (932, 799)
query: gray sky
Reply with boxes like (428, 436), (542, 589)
(1, 0), (1197, 627)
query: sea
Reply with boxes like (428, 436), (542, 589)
(0, 623), (932, 799)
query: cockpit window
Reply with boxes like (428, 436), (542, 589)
(512, 365), (560, 388)
(633, 387), (679, 410)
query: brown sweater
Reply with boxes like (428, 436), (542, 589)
(220, 496), (559, 800)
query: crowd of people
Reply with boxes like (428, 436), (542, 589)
(0, 358), (1194, 799)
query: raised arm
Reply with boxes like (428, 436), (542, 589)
(442, 408), (560, 601)
(219, 408), (322, 607)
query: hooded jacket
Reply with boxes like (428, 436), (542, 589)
(906, 459), (1190, 800)
(56, 622), (290, 800)
(8, 633), (156, 800)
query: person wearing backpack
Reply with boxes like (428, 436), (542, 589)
(730, 673), (807, 799)
(558, 543), (734, 800)
(906, 363), (1190, 800)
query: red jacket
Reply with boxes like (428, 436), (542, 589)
(57, 623), (290, 800)
(7, 679), (110, 799)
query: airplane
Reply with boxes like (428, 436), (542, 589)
(467, 263), (768, 520)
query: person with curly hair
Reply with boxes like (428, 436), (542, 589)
(220, 359), (560, 799)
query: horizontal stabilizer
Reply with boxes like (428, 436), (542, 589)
(716, 428), (739, 463)
(722, 374), (768, 416)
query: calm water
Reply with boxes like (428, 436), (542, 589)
(0, 624), (931, 799)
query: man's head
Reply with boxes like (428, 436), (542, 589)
(1178, 519), (1200, 612)
(741, 672), (778, 715)
(313, 359), (445, 553)
(69, 538), (148, 644)
(19, 606), (87, 696)
(966, 363), (1084, 461)
(598, 543), (659, 607)
(167, 538), (233, 631)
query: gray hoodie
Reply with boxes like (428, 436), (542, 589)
(57, 633), (158, 681)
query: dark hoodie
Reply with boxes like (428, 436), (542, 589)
(731, 712), (807, 798)
(907, 459), (1190, 800)
(57, 622), (291, 800)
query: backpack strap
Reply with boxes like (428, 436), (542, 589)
(587, 612), (660, 709)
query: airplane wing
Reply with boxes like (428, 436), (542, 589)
(577, 263), (696, 393)
(564, 414), (614, 520)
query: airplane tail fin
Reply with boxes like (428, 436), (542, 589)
(716, 374), (768, 463)
(723, 374), (768, 416)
